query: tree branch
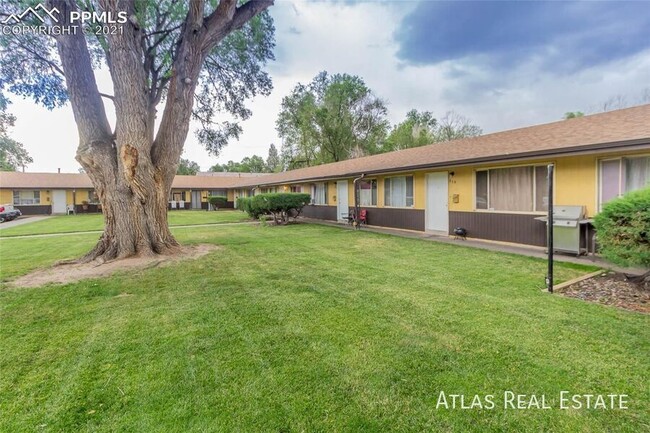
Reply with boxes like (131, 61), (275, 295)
(48, 0), (113, 145)
(201, 0), (273, 53)
(8, 41), (65, 77)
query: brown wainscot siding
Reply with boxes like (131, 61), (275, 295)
(302, 205), (337, 221)
(202, 201), (235, 210)
(15, 205), (52, 215)
(74, 204), (102, 214)
(449, 211), (547, 246)
(355, 207), (425, 231)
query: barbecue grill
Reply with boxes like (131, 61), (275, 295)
(535, 205), (587, 255)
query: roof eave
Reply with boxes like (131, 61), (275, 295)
(248, 138), (650, 186)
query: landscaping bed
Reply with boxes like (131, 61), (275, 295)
(559, 271), (650, 313)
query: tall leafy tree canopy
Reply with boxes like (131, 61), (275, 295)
(277, 72), (389, 169)
(0, 0), (275, 154)
(384, 109), (437, 152)
(266, 143), (280, 172)
(176, 158), (200, 175)
(433, 111), (482, 142)
(0, 0), (275, 261)
(209, 154), (267, 173)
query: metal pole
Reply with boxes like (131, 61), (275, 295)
(352, 174), (364, 230)
(546, 164), (554, 292)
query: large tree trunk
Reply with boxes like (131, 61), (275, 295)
(80, 159), (179, 261)
(48, 0), (272, 262)
(51, 0), (182, 262)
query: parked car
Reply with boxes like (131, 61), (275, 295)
(0, 204), (21, 223)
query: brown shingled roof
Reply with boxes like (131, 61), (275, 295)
(0, 172), (94, 189)
(235, 104), (650, 187)
(2, 105), (649, 190)
(0, 172), (260, 189)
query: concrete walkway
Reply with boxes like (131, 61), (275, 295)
(302, 218), (647, 276)
(0, 216), (51, 230)
(0, 221), (258, 240)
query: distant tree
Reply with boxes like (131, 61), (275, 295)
(0, 104), (32, 171)
(78, 167), (85, 173)
(222, 161), (246, 173)
(640, 88), (650, 105)
(599, 95), (629, 113)
(587, 88), (650, 114)
(564, 111), (584, 119)
(209, 163), (226, 172)
(0, 136), (32, 171)
(277, 84), (319, 168)
(240, 155), (267, 172)
(277, 72), (389, 168)
(433, 111), (482, 142)
(384, 109), (437, 152)
(266, 143), (281, 172)
(209, 155), (267, 173)
(176, 159), (201, 175)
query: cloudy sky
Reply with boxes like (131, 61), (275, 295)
(8, 0), (650, 173)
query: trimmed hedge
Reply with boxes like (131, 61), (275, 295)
(237, 196), (262, 219)
(208, 196), (228, 209)
(238, 193), (311, 224)
(593, 187), (650, 268)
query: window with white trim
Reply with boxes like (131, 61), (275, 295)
(384, 176), (414, 207)
(311, 182), (328, 205)
(359, 179), (377, 206)
(13, 190), (41, 205)
(475, 165), (549, 212)
(290, 185), (302, 193)
(599, 156), (650, 210)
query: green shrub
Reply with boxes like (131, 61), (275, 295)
(237, 197), (263, 219)
(593, 187), (650, 268)
(236, 197), (248, 211)
(208, 196), (228, 210)
(239, 193), (311, 224)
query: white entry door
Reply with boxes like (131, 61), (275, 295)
(337, 180), (349, 220)
(426, 172), (449, 232)
(52, 189), (67, 214)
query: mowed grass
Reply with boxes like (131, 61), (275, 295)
(0, 210), (250, 237)
(0, 223), (648, 432)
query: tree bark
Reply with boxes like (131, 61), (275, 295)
(47, 0), (273, 262)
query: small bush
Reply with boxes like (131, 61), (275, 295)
(237, 197), (263, 219)
(238, 193), (311, 224)
(208, 196), (228, 210)
(593, 188), (650, 268)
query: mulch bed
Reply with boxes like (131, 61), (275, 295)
(559, 271), (650, 313)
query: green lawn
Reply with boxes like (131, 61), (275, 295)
(0, 224), (648, 432)
(0, 210), (250, 237)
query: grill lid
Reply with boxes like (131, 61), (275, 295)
(534, 205), (586, 224)
(551, 205), (585, 221)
